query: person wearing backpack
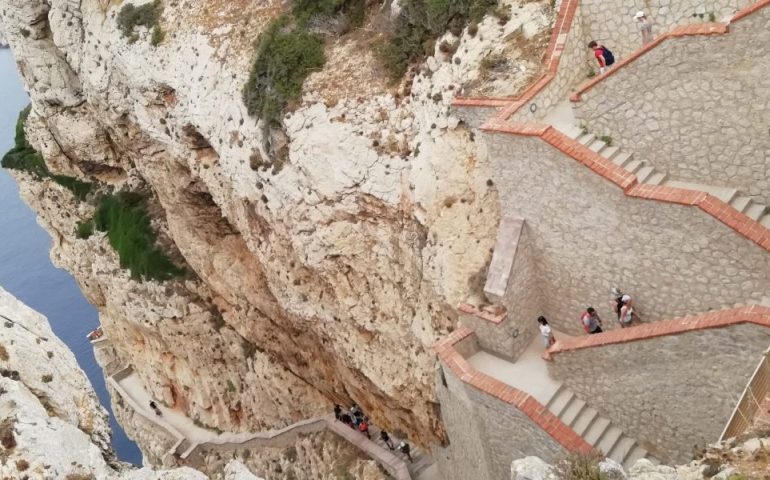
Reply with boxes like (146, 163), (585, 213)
(588, 41), (615, 74)
(580, 307), (603, 334)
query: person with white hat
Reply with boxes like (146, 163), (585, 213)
(618, 294), (635, 328)
(634, 11), (654, 45)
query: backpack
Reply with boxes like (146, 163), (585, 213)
(602, 47), (615, 66)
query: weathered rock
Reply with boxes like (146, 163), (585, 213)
(511, 456), (556, 480)
(0, 286), (222, 479)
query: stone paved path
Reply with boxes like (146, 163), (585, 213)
(108, 364), (431, 479)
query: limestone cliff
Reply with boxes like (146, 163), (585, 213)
(0, 285), (240, 479)
(0, 0), (552, 469)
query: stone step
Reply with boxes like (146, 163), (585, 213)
(571, 407), (599, 436)
(646, 172), (667, 185)
(608, 436), (637, 465)
(546, 388), (574, 417)
(583, 417), (611, 446)
(611, 151), (634, 167)
(578, 133), (596, 146)
(564, 125), (583, 140)
(623, 159), (643, 174)
(663, 180), (738, 204)
(588, 139), (607, 153)
(761, 297), (770, 307)
(560, 398), (586, 426)
(600, 145), (620, 160)
(761, 213), (770, 228)
(597, 426), (624, 457)
(636, 166), (656, 183)
(730, 196), (754, 214)
(623, 445), (649, 470)
(745, 203), (766, 221)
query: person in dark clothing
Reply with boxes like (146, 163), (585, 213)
(398, 441), (413, 462)
(380, 430), (395, 450)
(333, 404), (343, 421)
(340, 413), (354, 428)
(149, 401), (161, 416)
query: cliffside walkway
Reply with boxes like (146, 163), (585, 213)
(108, 365), (434, 479)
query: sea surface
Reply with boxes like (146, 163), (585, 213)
(0, 48), (142, 464)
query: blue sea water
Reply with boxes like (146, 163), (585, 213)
(0, 48), (142, 464)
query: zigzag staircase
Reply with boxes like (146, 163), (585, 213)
(562, 126), (770, 229)
(545, 385), (657, 469)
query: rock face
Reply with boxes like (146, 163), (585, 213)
(0, 0), (550, 465)
(0, 285), (224, 479)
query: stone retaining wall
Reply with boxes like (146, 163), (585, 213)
(579, 0), (753, 59)
(549, 322), (770, 463)
(482, 130), (770, 335)
(434, 332), (572, 480)
(573, 3), (770, 203)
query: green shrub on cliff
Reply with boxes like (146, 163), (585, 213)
(376, 0), (497, 81)
(242, 18), (325, 127)
(93, 192), (184, 282)
(117, 0), (162, 39)
(292, 0), (367, 27)
(2, 107), (93, 201)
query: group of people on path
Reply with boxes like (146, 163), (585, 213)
(333, 404), (414, 463)
(537, 287), (638, 347)
(588, 11), (654, 74)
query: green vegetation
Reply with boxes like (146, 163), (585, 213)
(292, 0), (367, 27)
(552, 453), (609, 480)
(599, 135), (613, 146)
(243, 17), (325, 127)
(116, 0), (162, 40)
(76, 221), (94, 240)
(150, 25), (165, 46)
(376, 0), (497, 81)
(41, 374), (53, 383)
(2, 107), (93, 201)
(93, 192), (184, 282)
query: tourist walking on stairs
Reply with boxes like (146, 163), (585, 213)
(588, 41), (615, 74)
(537, 316), (556, 347)
(581, 307), (603, 334)
(618, 294), (635, 328)
(634, 11), (654, 45)
(359, 417), (371, 439)
(380, 430), (395, 450)
(333, 404), (342, 421)
(398, 441), (413, 462)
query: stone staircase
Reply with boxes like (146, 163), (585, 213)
(564, 127), (770, 229)
(545, 385), (656, 470)
(367, 425), (434, 478)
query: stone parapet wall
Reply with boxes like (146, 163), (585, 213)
(481, 128), (770, 335)
(459, 215), (544, 360)
(548, 317), (770, 463)
(579, 0), (753, 59)
(506, 0), (587, 122)
(434, 329), (584, 480)
(573, 3), (770, 202)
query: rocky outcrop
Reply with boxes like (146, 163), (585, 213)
(0, 285), (260, 479)
(510, 432), (770, 480)
(0, 0), (551, 465)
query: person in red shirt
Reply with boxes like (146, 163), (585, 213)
(588, 41), (615, 74)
